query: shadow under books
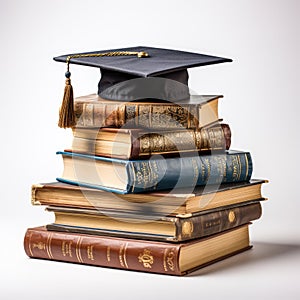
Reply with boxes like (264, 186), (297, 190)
(188, 241), (300, 277)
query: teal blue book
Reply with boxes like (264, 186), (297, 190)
(56, 150), (252, 194)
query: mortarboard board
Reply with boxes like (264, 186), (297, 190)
(54, 46), (232, 128)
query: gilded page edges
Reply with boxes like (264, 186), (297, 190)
(31, 183), (44, 205)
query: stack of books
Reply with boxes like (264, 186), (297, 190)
(24, 47), (267, 276)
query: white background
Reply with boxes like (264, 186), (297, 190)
(1, 0), (299, 299)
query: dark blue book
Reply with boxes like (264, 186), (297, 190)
(56, 150), (252, 194)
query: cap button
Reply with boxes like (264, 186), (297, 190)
(137, 51), (149, 58)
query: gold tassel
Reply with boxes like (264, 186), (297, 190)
(58, 72), (76, 128)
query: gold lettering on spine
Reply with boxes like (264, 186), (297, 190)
(123, 243), (129, 269)
(200, 159), (206, 180)
(84, 104), (94, 127)
(182, 221), (194, 237)
(130, 161), (136, 193)
(222, 155), (227, 179)
(46, 233), (53, 259)
(200, 129), (208, 150)
(205, 219), (221, 228)
(118, 105), (125, 127)
(204, 158), (211, 178)
(148, 160), (159, 189)
(207, 126), (224, 149)
(32, 242), (45, 250)
(237, 154), (242, 181)
(163, 248), (176, 272)
(75, 237), (83, 263)
(62, 241), (66, 256)
(215, 155), (226, 182)
(138, 127), (227, 156)
(87, 245), (94, 261)
(167, 251), (175, 271)
(116, 106), (120, 127)
(117, 242), (129, 268)
(191, 158), (199, 186)
(139, 135), (151, 155)
(163, 249), (168, 271)
(244, 153), (249, 180)
(134, 161), (159, 190)
(228, 211), (236, 223)
(61, 241), (73, 257)
(138, 249), (154, 268)
(28, 232), (33, 256)
(119, 243), (126, 267)
(187, 106), (191, 128)
(106, 246), (111, 262)
(194, 130), (201, 150)
(231, 155), (239, 181)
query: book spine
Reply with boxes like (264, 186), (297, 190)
(24, 227), (182, 275)
(132, 124), (231, 158)
(75, 102), (200, 129)
(127, 152), (252, 193)
(176, 202), (262, 241)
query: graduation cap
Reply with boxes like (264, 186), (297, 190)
(54, 46), (232, 128)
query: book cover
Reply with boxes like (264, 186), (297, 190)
(56, 150), (253, 194)
(32, 179), (266, 215)
(46, 201), (262, 242)
(74, 94), (222, 129)
(24, 224), (251, 276)
(71, 123), (231, 159)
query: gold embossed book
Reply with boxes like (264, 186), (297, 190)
(45, 200), (263, 242)
(24, 224), (251, 276)
(71, 123), (231, 159)
(56, 150), (253, 194)
(73, 94), (221, 129)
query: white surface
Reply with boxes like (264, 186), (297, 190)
(1, 0), (299, 299)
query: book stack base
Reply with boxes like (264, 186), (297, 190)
(25, 92), (267, 276)
(24, 224), (251, 276)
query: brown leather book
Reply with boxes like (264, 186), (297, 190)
(74, 94), (222, 129)
(24, 224), (251, 276)
(45, 201), (262, 242)
(71, 123), (231, 159)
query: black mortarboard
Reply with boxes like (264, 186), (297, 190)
(54, 46), (232, 128)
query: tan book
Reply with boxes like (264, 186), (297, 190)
(32, 179), (267, 216)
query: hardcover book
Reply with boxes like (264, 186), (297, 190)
(71, 123), (231, 159)
(46, 201), (262, 242)
(73, 94), (222, 129)
(56, 150), (253, 194)
(32, 179), (266, 215)
(24, 224), (251, 276)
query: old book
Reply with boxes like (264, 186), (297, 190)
(74, 94), (222, 129)
(71, 123), (231, 159)
(56, 150), (252, 194)
(32, 179), (267, 216)
(46, 201), (262, 242)
(24, 224), (251, 276)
